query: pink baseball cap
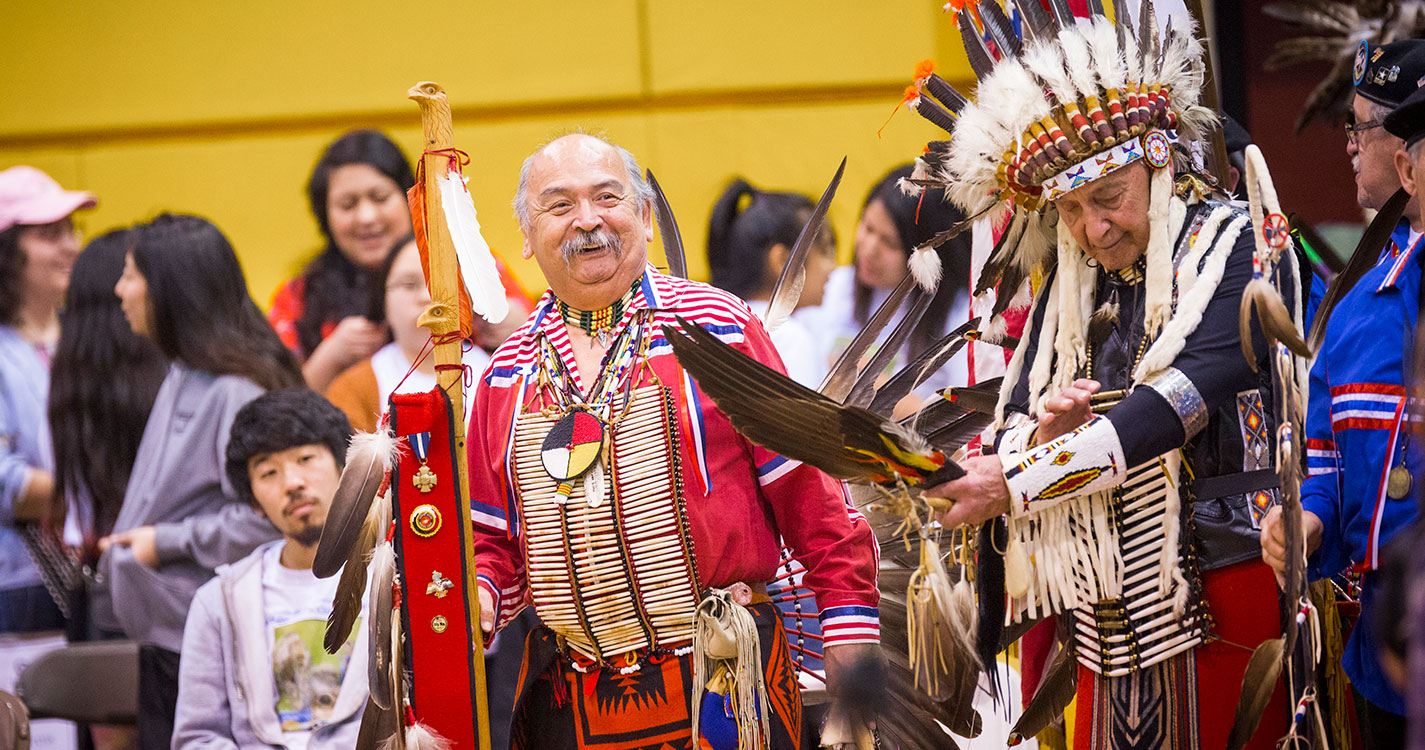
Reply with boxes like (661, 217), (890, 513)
(0, 166), (97, 234)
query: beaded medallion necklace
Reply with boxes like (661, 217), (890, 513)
(557, 279), (641, 346)
(532, 312), (651, 504)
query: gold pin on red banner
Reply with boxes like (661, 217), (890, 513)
(410, 504), (442, 537)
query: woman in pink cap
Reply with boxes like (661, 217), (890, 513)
(0, 165), (95, 633)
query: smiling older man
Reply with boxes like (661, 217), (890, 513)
(1258, 40), (1425, 748)
(464, 133), (879, 749)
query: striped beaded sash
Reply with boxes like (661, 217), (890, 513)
(512, 384), (702, 667)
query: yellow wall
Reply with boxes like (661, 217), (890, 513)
(0, 1), (974, 305)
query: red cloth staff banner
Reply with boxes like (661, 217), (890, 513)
(391, 388), (484, 749)
(402, 81), (491, 750)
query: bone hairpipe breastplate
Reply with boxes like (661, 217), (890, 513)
(513, 384), (702, 668)
(1008, 447), (1206, 677)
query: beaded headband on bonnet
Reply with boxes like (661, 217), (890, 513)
(895, 0), (1216, 320)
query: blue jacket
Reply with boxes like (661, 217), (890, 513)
(1302, 220), (1423, 714)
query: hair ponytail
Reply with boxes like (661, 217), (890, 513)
(707, 178), (815, 300)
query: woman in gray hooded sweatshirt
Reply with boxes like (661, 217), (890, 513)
(101, 213), (303, 750)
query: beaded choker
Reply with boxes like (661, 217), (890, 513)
(557, 280), (641, 345)
(1106, 255), (1147, 284)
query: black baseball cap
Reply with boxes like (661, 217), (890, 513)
(1354, 39), (1425, 108)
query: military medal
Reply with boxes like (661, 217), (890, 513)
(410, 504), (442, 537)
(1388, 436), (1414, 500)
(1388, 465), (1412, 499)
(408, 432), (437, 493)
(540, 409), (606, 505)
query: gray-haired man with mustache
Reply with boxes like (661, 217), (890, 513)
(467, 133), (882, 748)
(1260, 38), (1425, 749)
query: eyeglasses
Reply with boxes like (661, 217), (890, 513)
(1345, 118), (1385, 142)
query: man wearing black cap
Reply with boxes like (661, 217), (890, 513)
(1261, 38), (1425, 748)
(1387, 83), (1425, 218)
(1343, 39), (1425, 230)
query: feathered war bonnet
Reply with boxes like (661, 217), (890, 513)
(898, 0), (1217, 414)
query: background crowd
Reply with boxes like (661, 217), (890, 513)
(0, 2), (1412, 749)
(0, 123), (979, 750)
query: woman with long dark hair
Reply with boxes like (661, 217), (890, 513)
(801, 165), (973, 397)
(270, 129), (531, 392)
(0, 165), (94, 634)
(268, 130), (413, 391)
(706, 177), (836, 387)
(48, 229), (167, 633)
(100, 213), (299, 750)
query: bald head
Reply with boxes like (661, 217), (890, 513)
(513, 133), (657, 309)
(513, 134), (653, 230)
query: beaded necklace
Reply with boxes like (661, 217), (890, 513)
(557, 279), (641, 346)
(536, 312), (649, 420)
(1085, 258), (1154, 398)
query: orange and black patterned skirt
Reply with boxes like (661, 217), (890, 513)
(511, 602), (802, 750)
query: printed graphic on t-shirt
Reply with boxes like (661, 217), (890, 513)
(272, 619), (354, 731)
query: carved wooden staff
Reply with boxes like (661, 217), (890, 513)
(407, 80), (491, 750)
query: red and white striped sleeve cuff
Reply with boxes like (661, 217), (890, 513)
(818, 604), (880, 646)
(476, 575), (527, 638)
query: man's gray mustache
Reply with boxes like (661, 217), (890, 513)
(561, 229), (622, 261)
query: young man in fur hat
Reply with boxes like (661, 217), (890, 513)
(172, 389), (368, 750)
(905, 8), (1294, 748)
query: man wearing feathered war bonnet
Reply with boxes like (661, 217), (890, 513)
(464, 133), (881, 749)
(909, 4), (1294, 748)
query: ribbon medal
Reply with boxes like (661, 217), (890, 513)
(540, 410), (606, 504)
(409, 432), (437, 493)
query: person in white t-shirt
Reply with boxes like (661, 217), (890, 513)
(173, 389), (367, 750)
(706, 177), (837, 387)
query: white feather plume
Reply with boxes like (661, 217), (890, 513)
(348, 428), (402, 474)
(437, 172), (509, 324)
(909, 247), (943, 291)
(1120, 19), (1142, 88)
(945, 100), (1012, 211)
(1087, 18), (1128, 91)
(402, 724), (450, 750)
(902, 170), (927, 196)
(1020, 40), (1076, 107)
(945, 62), (1049, 211)
(1057, 26), (1099, 98)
